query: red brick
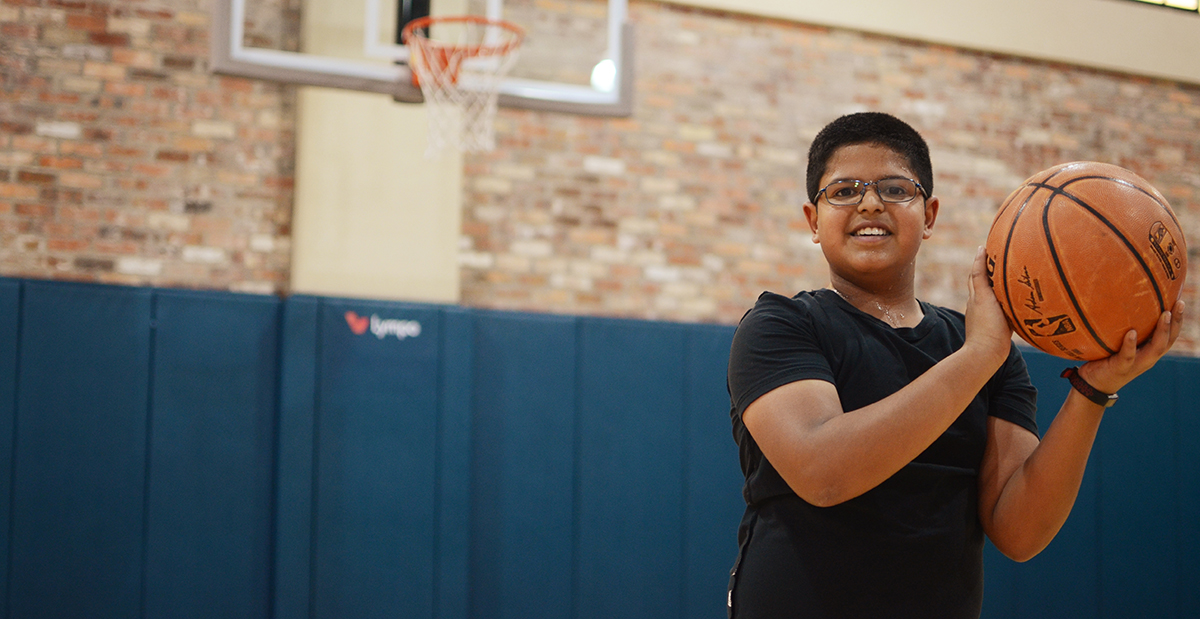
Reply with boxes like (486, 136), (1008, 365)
(16, 171), (55, 184)
(162, 56), (195, 70)
(107, 146), (144, 157)
(15, 202), (53, 217)
(56, 142), (98, 157)
(94, 241), (139, 254)
(65, 14), (106, 32)
(47, 0), (90, 10)
(38, 156), (84, 169)
(57, 207), (100, 223)
(132, 163), (170, 177)
(38, 92), (82, 105)
(71, 256), (114, 270)
(11, 136), (56, 153)
(129, 68), (169, 81)
(155, 150), (190, 162)
(104, 81), (147, 97)
(219, 77), (256, 93)
(1, 23), (37, 39)
(58, 172), (103, 189)
(1, 183), (40, 200)
(83, 127), (113, 141)
(135, 8), (175, 21)
(0, 121), (34, 135)
(89, 32), (130, 47)
(43, 222), (77, 237)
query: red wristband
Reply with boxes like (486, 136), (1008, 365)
(1060, 366), (1118, 408)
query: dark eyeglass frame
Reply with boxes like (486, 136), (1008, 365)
(815, 177), (928, 207)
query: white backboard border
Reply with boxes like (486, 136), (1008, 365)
(210, 0), (634, 116)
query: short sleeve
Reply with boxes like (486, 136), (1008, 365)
(986, 342), (1039, 437)
(727, 293), (836, 420)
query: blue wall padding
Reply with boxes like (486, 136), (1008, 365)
(311, 299), (441, 619)
(1, 276), (1199, 619)
(682, 325), (742, 618)
(0, 279), (18, 613)
(1175, 358), (1200, 616)
(435, 308), (475, 619)
(576, 318), (686, 619)
(143, 290), (280, 618)
(8, 281), (152, 619)
(1098, 364), (1178, 618)
(272, 295), (319, 619)
(469, 311), (578, 619)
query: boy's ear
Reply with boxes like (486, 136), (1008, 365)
(922, 195), (940, 239)
(803, 202), (820, 243)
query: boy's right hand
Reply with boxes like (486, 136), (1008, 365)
(964, 246), (1013, 370)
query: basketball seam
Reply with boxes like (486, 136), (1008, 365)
(998, 184), (1048, 354)
(1046, 176), (1168, 312)
(1035, 181), (1117, 358)
(1002, 166), (1075, 355)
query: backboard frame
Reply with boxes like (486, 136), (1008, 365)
(209, 0), (634, 116)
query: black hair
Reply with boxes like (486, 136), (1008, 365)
(805, 112), (933, 204)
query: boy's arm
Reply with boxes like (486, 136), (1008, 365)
(978, 304), (1184, 561)
(743, 248), (1013, 507)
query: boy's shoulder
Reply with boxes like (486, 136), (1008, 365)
(746, 289), (836, 319)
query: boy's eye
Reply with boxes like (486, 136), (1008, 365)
(830, 183), (861, 198)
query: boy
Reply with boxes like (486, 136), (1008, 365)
(726, 112), (1183, 618)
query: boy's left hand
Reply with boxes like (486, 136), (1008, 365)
(1079, 300), (1185, 395)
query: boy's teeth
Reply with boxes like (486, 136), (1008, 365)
(855, 228), (887, 236)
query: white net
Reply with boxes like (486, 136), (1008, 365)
(403, 17), (524, 157)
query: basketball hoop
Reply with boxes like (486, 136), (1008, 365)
(402, 16), (525, 157)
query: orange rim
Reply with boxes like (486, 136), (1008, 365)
(402, 15), (525, 86)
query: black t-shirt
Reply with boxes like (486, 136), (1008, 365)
(727, 290), (1038, 619)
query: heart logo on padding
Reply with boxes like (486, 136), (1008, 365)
(344, 311), (369, 335)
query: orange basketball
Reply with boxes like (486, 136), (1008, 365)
(984, 161), (1187, 361)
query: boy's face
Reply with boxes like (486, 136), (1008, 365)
(802, 142), (939, 289)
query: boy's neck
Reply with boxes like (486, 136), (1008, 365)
(829, 278), (923, 329)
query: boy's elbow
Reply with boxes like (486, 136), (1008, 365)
(990, 534), (1050, 563)
(787, 473), (857, 508)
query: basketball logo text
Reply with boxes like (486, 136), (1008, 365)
(1011, 265), (1085, 359)
(1015, 266), (1045, 315)
(1024, 314), (1076, 338)
(1149, 222), (1181, 281)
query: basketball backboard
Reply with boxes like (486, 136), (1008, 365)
(211, 0), (633, 115)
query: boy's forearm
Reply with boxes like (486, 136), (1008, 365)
(986, 391), (1104, 561)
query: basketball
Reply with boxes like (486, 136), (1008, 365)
(984, 161), (1187, 361)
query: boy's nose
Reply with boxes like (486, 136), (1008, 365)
(857, 190), (887, 213)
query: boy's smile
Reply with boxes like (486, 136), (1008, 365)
(850, 224), (891, 238)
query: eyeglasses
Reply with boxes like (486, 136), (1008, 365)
(816, 178), (927, 207)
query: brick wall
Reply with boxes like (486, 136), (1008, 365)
(0, 0), (295, 294)
(460, 2), (1200, 353)
(3, 0), (1199, 354)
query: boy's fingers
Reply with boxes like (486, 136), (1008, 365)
(1169, 301), (1185, 343)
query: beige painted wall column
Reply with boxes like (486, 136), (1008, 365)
(290, 0), (464, 303)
